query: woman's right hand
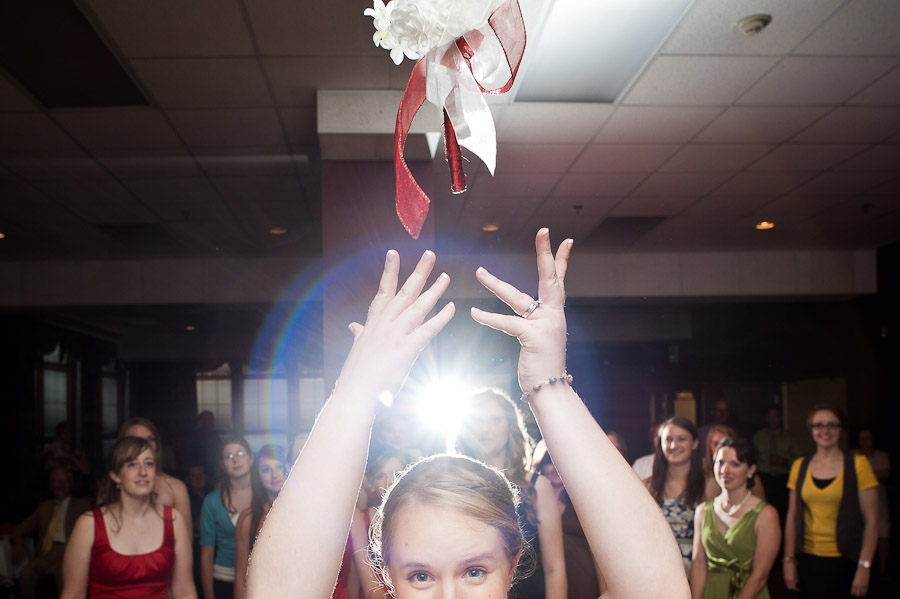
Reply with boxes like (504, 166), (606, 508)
(337, 249), (455, 408)
(783, 561), (799, 591)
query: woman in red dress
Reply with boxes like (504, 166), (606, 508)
(60, 436), (196, 599)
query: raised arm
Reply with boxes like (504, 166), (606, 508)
(247, 250), (454, 599)
(471, 228), (689, 599)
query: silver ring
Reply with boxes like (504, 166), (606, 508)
(522, 298), (542, 318)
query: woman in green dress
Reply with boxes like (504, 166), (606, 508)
(690, 437), (781, 599)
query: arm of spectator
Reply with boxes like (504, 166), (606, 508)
(170, 476), (193, 538)
(851, 487), (878, 597)
(234, 509), (252, 599)
(534, 474), (567, 599)
(735, 504), (780, 599)
(59, 513), (95, 599)
(200, 545), (215, 599)
(783, 488), (799, 591)
(689, 503), (707, 599)
(170, 509), (198, 599)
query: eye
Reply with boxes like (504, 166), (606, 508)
(464, 567), (487, 580)
(407, 571), (432, 586)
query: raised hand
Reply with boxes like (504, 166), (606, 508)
(338, 249), (455, 409)
(470, 228), (573, 394)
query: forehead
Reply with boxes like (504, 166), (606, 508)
(811, 410), (840, 423)
(258, 456), (282, 468)
(388, 502), (509, 569)
(662, 424), (690, 438)
(715, 446), (740, 462)
(223, 442), (246, 454)
(126, 424), (153, 438)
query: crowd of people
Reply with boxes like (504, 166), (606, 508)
(4, 229), (893, 599)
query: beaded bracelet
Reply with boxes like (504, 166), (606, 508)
(520, 372), (573, 403)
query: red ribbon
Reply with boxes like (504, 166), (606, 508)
(393, 0), (525, 239)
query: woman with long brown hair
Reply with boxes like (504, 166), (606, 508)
(61, 436), (195, 599)
(452, 388), (567, 599)
(234, 444), (287, 599)
(644, 416), (707, 574)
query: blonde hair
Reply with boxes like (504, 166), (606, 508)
(370, 454), (525, 590)
(704, 424), (737, 476)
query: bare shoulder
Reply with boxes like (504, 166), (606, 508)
(694, 501), (706, 518)
(235, 508), (252, 531)
(161, 473), (188, 494)
(642, 477), (654, 491)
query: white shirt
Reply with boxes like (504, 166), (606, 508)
(632, 453), (655, 481)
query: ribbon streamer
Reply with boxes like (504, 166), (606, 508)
(393, 0), (525, 239)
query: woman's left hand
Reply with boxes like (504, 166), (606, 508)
(850, 566), (870, 597)
(470, 228), (572, 393)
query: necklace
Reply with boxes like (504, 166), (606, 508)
(719, 489), (751, 517)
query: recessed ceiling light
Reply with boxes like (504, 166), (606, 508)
(0, 232), (5, 239)
(269, 227), (287, 235)
(755, 221), (775, 230)
(734, 14), (772, 36)
(185, 325), (196, 331)
(482, 224), (500, 232)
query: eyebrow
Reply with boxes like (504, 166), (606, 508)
(399, 554), (498, 570)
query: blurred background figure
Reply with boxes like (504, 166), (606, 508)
(234, 444), (287, 599)
(698, 400), (732, 455)
(854, 427), (891, 580)
(606, 430), (628, 462)
(350, 446), (412, 599)
(42, 422), (90, 496)
(453, 388), (567, 599)
(11, 468), (90, 599)
(184, 411), (221, 485)
(633, 422), (660, 481)
(752, 406), (800, 523)
(532, 440), (601, 599)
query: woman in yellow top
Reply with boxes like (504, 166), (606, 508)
(783, 406), (878, 598)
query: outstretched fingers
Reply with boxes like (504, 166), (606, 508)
(368, 249), (400, 317)
(535, 228), (569, 307)
(475, 266), (535, 317)
(384, 250), (436, 319)
(470, 306), (525, 338)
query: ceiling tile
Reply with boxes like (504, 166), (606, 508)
(166, 109), (286, 148)
(121, 177), (221, 207)
(870, 176), (900, 195)
(494, 143), (583, 174)
(553, 173), (647, 197)
(131, 59), (273, 108)
(630, 173), (730, 197)
(737, 57), (896, 105)
(595, 107), (722, 143)
(713, 172), (811, 196)
(684, 195), (775, 216)
(794, 0), (900, 56)
(609, 197), (697, 217)
(495, 104), (614, 143)
(695, 106), (830, 143)
(264, 57), (391, 106)
(791, 172), (896, 196)
(279, 107), (317, 151)
(622, 56), (777, 106)
(86, 0), (254, 56)
(747, 144), (867, 171)
(661, 144), (773, 172)
(0, 72), (38, 110)
(195, 148), (299, 177)
(571, 144), (681, 173)
(849, 66), (900, 105)
(95, 149), (203, 179)
(52, 110), (183, 150)
(661, 0), (845, 55)
(0, 114), (77, 151)
(792, 107), (900, 143)
(2, 151), (107, 180)
(835, 144), (900, 171)
(753, 196), (849, 220)
(244, 0), (379, 56)
(469, 172), (559, 197)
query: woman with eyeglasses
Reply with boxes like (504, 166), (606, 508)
(783, 406), (879, 598)
(200, 438), (266, 599)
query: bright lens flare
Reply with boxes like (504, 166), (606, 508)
(416, 379), (468, 430)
